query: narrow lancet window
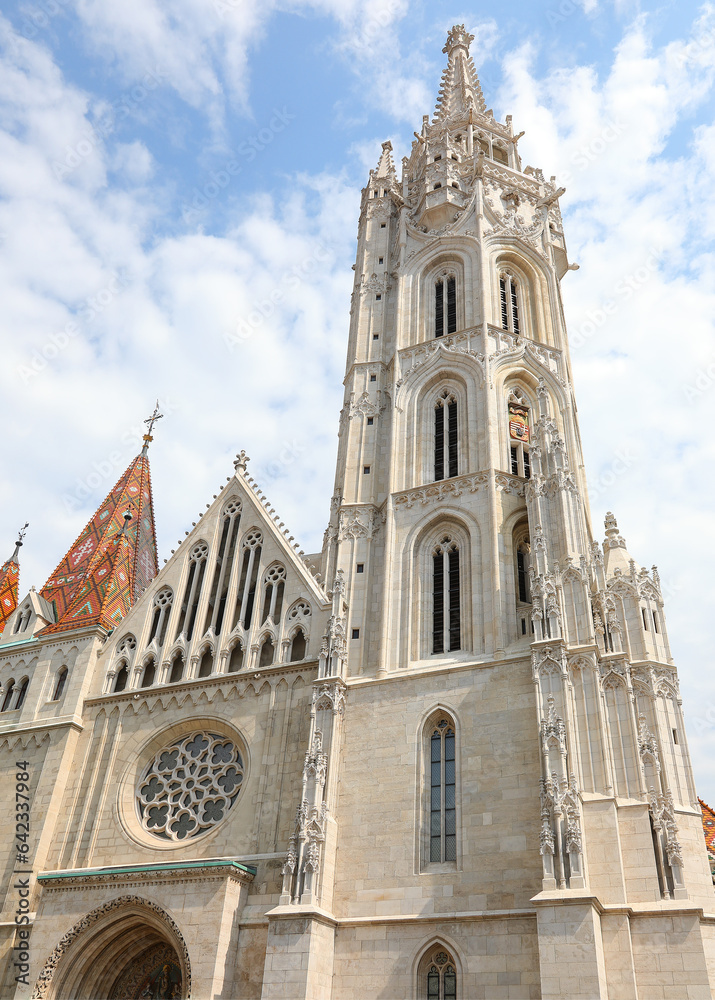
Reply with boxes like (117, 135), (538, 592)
(52, 667), (68, 701)
(233, 530), (263, 630)
(430, 721), (456, 863)
(148, 589), (173, 647)
(434, 391), (458, 481)
(175, 543), (209, 642)
(203, 499), (242, 637)
(432, 537), (460, 654)
(500, 273), (520, 334)
(261, 565), (286, 624)
(435, 274), (457, 338)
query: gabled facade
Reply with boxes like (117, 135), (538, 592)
(0, 24), (713, 1000)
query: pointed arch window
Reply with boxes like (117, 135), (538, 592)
(197, 648), (213, 678)
(14, 677), (29, 710)
(432, 537), (461, 654)
(429, 720), (457, 863)
(52, 667), (68, 701)
(203, 499), (242, 636)
(169, 652), (184, 684)
(14, 605), (31, 634)
(507, 393), (531, 479)
(435, 273), (457, 338)
(259, 636), (275, 668)
(233, 530), (263, 631)
(228, 642), (244, 673)
(140, 657), (156, 688)
(1, 679), (15, 711)
(148, 589), (173, 647)
(499, 272), (520, 335)
(434, 391), (458, 482)
(422, 947), (457, 1000)
(113, 665), (128, 693)
(261, 565), (286, 625)
(289, 629), (307, 662)
(175, 542), (209, 642)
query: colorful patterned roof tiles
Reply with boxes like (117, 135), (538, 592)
(42, 524), (135, 634)
(699, 798), (715, 882)
(40, 451), (158, 634)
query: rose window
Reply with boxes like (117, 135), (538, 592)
(137, 731), (244, 841)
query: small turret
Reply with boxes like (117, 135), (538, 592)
(0, 523), (28, 633)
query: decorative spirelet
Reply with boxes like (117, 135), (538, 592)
(137, 731), (244, 841)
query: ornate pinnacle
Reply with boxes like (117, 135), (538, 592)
(234, 450), (249, 473)
(443, 24), (474, 56)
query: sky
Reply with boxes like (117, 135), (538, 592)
(1, 0), (715, 801)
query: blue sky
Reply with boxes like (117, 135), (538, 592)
(2, 0), (715, 800)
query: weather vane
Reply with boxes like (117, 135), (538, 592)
(142, 400), (164, 452)
(17, 522), (29, 546)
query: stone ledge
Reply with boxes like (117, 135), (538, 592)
(37, 858), (257, 891)
(531, 889), (707, 918)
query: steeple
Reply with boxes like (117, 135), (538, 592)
(40, 417), (159, 632)
(0, 523), (28, 632)
(433, 24), (486, 122)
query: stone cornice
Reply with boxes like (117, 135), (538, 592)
(86, 659), (318, 709)
(37, 858), (256, 891)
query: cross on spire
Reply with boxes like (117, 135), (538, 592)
(142, 400), (164, 454)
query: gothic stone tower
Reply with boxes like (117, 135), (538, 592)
(1, 23), (714, 1000)
(313, 23), (715, 1000)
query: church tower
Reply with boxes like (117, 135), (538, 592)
(312, 23), (715, 999)
(1, 25), (714, 1000)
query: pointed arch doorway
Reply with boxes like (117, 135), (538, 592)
(32, 895), (190, 1000)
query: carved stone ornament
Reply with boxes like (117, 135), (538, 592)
(32, 895), (192, 1000)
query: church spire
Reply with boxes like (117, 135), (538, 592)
(0, 523), (28, 632)
(40, 416), (159, 632)
(433, 24), (486, 122)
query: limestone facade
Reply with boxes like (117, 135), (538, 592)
(0, 23), (714, 1000)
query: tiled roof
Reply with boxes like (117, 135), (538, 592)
(40, 452), (157, 633)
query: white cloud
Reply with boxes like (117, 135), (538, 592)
(498, 10), (715, 801)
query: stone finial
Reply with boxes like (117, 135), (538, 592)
(604, 512), (627, 549)
(443, 24), (474, 55)
(234, 450), (249, 473)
